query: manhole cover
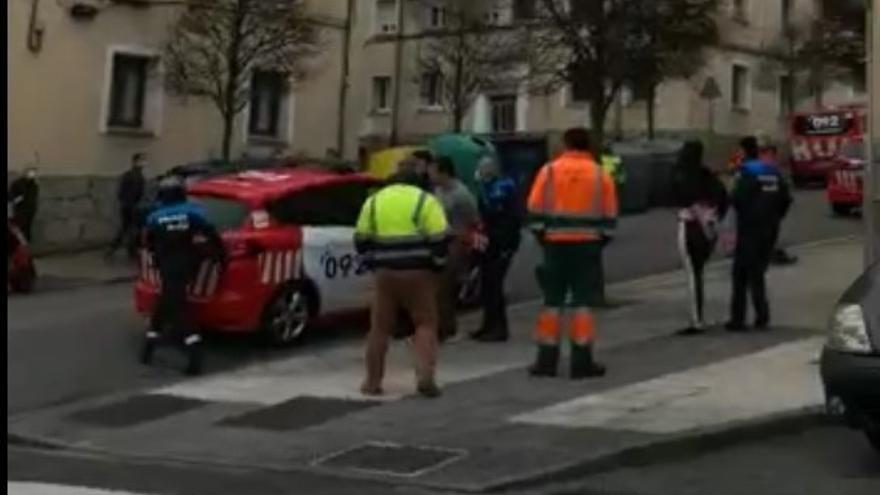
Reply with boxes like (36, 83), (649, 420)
(316, 442), (467, 477)
(67, 394), (206, 428)
(219, 397), (378, 431)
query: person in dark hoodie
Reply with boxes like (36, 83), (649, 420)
(671, 141), (729, 335)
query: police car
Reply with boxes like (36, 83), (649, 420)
(134, 168), (380, 345)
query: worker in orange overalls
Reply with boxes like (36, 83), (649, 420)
(526, 128), (619, 379)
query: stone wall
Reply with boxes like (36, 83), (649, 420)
(8, 175), (120, 255)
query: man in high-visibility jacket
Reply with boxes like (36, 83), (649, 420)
(355, 162), (450, 398)
(527, 128), (619, 379)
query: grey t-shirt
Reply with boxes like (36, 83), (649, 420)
(434, 180), (479, 234)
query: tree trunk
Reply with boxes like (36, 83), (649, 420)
(221, 0), (246, 162)
(452, 31), (466, 133)
(646, 83), (657, 141)
(221, 113), (235, 163)
(590, 102), (608, 152)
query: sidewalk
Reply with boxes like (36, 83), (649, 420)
(7, 238), (863, 493)
(33, 250), (137, 290)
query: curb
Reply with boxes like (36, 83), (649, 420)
(479, 406), (826, 493)
(7, 406), (827, 494)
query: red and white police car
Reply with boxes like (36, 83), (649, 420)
(134, 167), (380, 345)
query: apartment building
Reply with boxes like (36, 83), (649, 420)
(7, 0), (350, 249)
(346, 0), (863, 150)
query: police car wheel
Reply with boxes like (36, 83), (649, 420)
(262, 283), (315, 346)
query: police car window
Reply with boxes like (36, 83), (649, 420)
(188, 195), (249, 231)
(269, 182), (372, 226)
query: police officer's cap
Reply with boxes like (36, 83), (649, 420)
(157, 174), (186, 203)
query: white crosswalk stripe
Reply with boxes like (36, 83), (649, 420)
(510, 338), (824, 433)
(7, 482), (155, 495)
(154, 337), (532, 404)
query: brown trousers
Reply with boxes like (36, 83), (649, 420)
(365, 269), (439, 389)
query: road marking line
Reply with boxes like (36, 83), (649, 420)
(510, 337), (825, 433)
(7, 482), (155, 495)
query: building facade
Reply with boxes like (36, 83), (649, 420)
(7, 0), (863, 250)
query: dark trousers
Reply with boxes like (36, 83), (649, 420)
(678, 220), (714, 328)
(150, 264), (197, 345)
(479, 246), (515, 334)
(730, 233), (776, 325)
(13, 211), (34, 242)
(109, 205), (138, 257)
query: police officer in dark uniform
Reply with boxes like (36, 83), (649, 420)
(141, 176), (226, 375)
(726, 136), (792, 331)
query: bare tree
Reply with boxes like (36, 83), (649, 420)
(416, 1), (529, 132)
(526, 0), (719, 145)
(163, 0), (319, 160)
(626, 0), (719, 140)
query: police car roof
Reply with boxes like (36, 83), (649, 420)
(188, 166), (377, 207)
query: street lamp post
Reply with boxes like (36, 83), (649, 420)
(867, 0), (880, 266)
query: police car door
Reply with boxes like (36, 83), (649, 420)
(296, 182), (374, 314)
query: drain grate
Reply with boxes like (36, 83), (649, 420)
(67, 394), (207, 428)
(316, 442), (467, 477)
(219, 397), (378, 431)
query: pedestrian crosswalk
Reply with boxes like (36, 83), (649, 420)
(154, 335), (532, 404)
(510, 337), (824, 433)
(7, 482), (153, 495)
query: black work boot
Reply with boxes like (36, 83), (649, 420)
(184, 341), (203, 376)
(570, 345), (606, 379)
(139, 332), (159, 365)
(528, 345), (560, 377)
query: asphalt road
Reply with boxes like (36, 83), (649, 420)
(7, 190), (861, 417)
(542, 424), (879, 495)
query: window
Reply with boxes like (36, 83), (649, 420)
(731, 64), (750, 111)
(778, 74), (793, 116)
(268, 182), (374, 226)
(570, 79), (590, 104)
(513, 0), (536, 20)
(733, 0), (749, 22)
(189, 196), (250, 232)
(372, 76), (391, 112)
(375, 0), (398, 34)
(781, 0), (792, 30)
(425, 3), (447, 29)
(420, 71), (444, 108)
(108, 54), (149, 128)
(484, 0), (511, 25)
(490, 95), (517, 133)
(249, 70), (286, 138)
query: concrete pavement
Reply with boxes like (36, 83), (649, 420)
(7, 238), (863, 493)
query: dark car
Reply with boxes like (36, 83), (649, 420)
(820, 262), (880, 452)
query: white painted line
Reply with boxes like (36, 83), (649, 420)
(154, 337), (532, 404)
(510, 338), (825, 433)
(7, 482), (155, 495)
(312, 441), (469, 478)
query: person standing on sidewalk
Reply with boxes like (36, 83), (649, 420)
(355, 164), (450, 398)
(9, 167), (40, 242)
(526, 128), (618, 378)
(671, 141), (729, 335)
(726, 136), (792, 331)
(140, 176), (226, 376)
(428, 156), (480, 342)
(107, 153), (147, 260)
(470, 156), (522, 343)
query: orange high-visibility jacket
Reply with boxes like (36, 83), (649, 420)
(527, 151), (618, 243)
